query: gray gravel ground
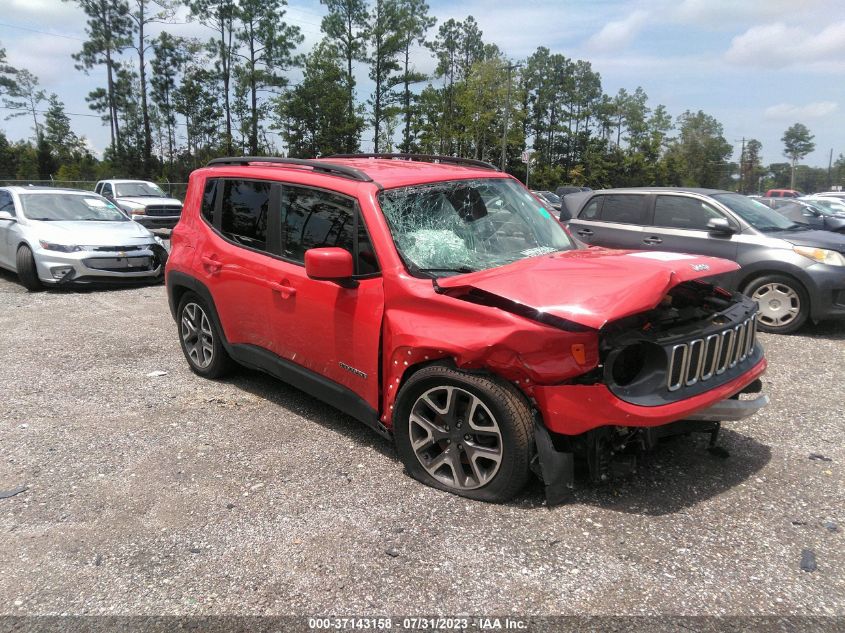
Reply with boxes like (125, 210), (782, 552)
(0, 268), (843, 618)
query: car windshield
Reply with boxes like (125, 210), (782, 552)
(712, 193), (803, 232)
(540, 191), (561, 203)
(115, 182), (166, 197)
(20, 193), (129, 222)
(377, 178), (575, 276)
(805, 198), (845, 216)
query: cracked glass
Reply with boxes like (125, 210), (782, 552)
(377, 178), (575, 276)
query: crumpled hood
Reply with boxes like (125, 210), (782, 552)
(777, 228), (845, 250)
(435, 248), (740, 330)
(32, 220), (155, 245)
(116, 196), (182, 207)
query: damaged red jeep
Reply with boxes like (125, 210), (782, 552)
(166, 154), (768, 503)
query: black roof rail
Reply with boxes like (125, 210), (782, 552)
(206, 156), (373, 182)
(326, 153), (500, 172)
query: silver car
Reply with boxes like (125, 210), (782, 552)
(0, 187), (167, 290)
(95, 179), (182, 229)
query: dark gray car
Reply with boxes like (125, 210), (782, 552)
(564, 187), (845, 334)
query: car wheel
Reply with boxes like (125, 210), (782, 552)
(744, 274), (809, 334)
(393, 365), (533, 502)
(16, 245), (43, 291)
(177, 291), (232, 378)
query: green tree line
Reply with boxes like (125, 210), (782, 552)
(0, 2), (842, 192)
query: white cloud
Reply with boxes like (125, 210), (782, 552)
(586, 10), (649, 53)
(672, 0), (820, 26)
(725, 20), (845, 69)
(764, 101), (839, 120)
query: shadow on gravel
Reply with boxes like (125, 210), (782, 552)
(219, 364), (772, 516)
(564, 428), (772, 516)
(801, 320), (845, 341)
(224, 367), (396, 460)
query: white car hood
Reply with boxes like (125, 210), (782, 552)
(117, 196), (182, 207)
(31, 220), (156, 246)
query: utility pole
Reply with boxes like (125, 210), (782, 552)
(735, 137), (746, 193)
(500, 62), (520, 172)
(829, 148), (834, 190)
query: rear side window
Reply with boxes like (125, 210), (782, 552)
(653, 196), (724, 230)
(579, 197), (601, 220)
(599, 195), (647, 224)
(220, 180), (271, 250)
(201, 178), (218, 225)
(281, 185), (379, 275)
(101, 183), (113, 197)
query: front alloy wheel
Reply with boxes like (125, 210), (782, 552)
(409, 386), (503, 490)
(393, 365), (533, 502)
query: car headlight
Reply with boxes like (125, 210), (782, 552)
(793, 246), (845, 266)
(39, 240), (82, 253)
(119, 203), (146, 215)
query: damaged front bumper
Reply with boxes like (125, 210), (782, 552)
(531, 362), (769, 505)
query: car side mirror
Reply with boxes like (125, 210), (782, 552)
(0, 210), (15, 222)
(305, 247), (358, 288)
(557, 207), (572, 222)
(707, 218), (736, 235)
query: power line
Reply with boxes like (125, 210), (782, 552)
(1, 105), (101, 119)
(0, 21), (85, 42)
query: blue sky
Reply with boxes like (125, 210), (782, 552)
(1, 0), (842, 167)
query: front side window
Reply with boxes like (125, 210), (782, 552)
(599, 194), (647, 224)
(713, 193), (799, 233)
(115, 182), (166, 197)
(280, 186), (378, 275)
(653, 196), (724, 230)
(220, 180), (271, 250)
(19, 193), (128, 222)
(377, 178), (574, 276)
(0, 191), (14, 215)
(579, 197), (601, 220)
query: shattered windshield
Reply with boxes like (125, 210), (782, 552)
(377, 178), (575, 277)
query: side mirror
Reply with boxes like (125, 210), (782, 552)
(707, 217), (736, 235)
(557, 207), (572, 222)
(0, 210), (15, 222)
(305, 247), (357, 288)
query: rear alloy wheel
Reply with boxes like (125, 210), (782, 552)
(393, 365), (533, 502)
(744, 274), (808, 334)
(177, 292), (232, 378)
(16, 245), (42, 291)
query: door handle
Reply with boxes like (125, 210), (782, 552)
(643, 236), (663, 245)
(201, 255), (222, 274)
(576, 228), (593, 237)
(269, 280), (297, 299)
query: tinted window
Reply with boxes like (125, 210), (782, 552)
(0, 191), (14, 215)
(579, 197), (601, 220)
(201, 178), (218, 225)
(282, 186), (378, 275)
(653, 196), (724, 230)
(220, 180), (270, 250)
(102, 183), (113, 197)
(599, 195), (646, 224)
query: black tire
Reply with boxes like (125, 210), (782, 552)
(16, 245), (42, 291)
(393, 365), (533, 502)
(176, 291), (233, 379)
(743, 274), (809, 334)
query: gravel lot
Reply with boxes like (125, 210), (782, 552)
(0, 268), (843, 619)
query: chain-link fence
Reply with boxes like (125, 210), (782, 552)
(0, 180), (189, 200)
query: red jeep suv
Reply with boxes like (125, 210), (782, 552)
(166, 154), (768, 503)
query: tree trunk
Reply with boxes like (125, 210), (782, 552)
(402, 43), (411, 152)
(138, 0), (152, 177)
(219, 12), (232, 155)
(249, 26), (258, 155)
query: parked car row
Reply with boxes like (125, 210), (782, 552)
(0, 180), (179, 289)
(561, 187), (845, 334)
